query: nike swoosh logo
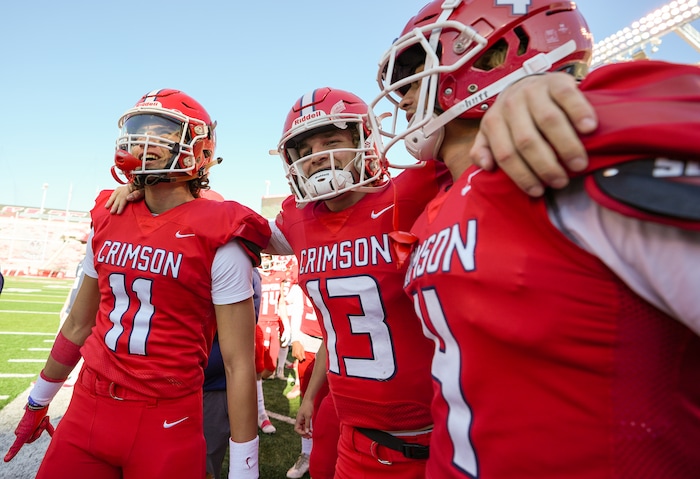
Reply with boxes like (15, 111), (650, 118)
(370, 204), (394, 219)
(175, 231), (195, 238)
(163, 417), (189, 429)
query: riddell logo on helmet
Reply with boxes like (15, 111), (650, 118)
(137, 101), (163, 108)
(293, 111), (323, 126)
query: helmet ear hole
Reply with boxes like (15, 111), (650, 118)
(514, 26), (529, 55)
(473, 38), (509, 71)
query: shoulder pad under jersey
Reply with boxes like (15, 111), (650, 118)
(585, 158), (700, 231)
(573, 60), (700, 231)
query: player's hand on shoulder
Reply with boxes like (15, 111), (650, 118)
(4, 403), (55, 462)
(104, 183), (143, 215)
(471, 71), (598, 197)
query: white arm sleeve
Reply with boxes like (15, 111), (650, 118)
(211, 240), (254, 305)
(286, 284), (305, 343)
(551, 179), (700, 335)
(82, 230), (98, 279)
(265, 219), (293, 255)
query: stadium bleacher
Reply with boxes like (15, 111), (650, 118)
(0, 205), (90, 279)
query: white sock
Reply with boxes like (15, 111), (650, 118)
(301, 437), (312, 456)
(277, 346), (288, 375)
(257, 379), (266, 418)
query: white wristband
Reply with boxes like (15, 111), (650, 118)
(228, 436), (259, 479)
(29, 372), (65, 406)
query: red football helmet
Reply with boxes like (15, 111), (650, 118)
(113, 89), (217, 184)
(368, 0), (593, 162)
(278, 87), (389, 206)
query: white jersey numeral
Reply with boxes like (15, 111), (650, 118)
(104, 273), (155, 355)
(413, 287), (478, 477)
(306, 276), (395, 380)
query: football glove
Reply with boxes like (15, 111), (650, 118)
(4, 402), (55, 462)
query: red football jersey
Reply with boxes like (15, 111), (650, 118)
(277, 162), (450, 430)
(81, 191), (269, 398)
(257, 268), (287, 324)
(405, 167), (700, 478)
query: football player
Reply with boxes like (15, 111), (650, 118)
(4, 89), (270, 479)
(266, 86), (448, 478)
(369, 1), (700, 478)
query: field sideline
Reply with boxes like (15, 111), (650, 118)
(0, 276), (307, 478)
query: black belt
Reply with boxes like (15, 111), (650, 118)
(356, 427), (430, 459)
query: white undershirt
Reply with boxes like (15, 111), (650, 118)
(550, 179), (700, 335)
(265, 219), (293, 255)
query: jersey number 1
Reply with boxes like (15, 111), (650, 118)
(104, 273), (154, 355)
(413, 287), (478, 477)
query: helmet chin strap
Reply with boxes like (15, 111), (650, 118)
(134, 174), (180, 187)
(132, 149), (183, 186)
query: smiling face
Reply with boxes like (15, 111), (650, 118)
(120, 114), (185, 171)
(296, 128), (358, 178)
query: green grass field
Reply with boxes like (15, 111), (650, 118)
(0, 276), (307, 478)
(0, 277), (69, 410)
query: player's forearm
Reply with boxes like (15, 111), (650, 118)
(226, 363), (257, 442)
(302, 344), (328, 403)
(217, 300), (259, 442)
(59, 275), (100, 347)
(41, 317), (94, 381)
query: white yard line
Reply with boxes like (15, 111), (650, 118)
(266, 410), (296, 425)
(0, 332), (55, 336)
(0, 311), (57, 315)
(2, 302), (64, 304)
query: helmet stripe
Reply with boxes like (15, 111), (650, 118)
(143, 89), (164, 103)
(298, 89), (318, 117)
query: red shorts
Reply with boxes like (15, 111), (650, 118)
(257, 320), (280, 376)
(255, 324), (274, 375)
(334, 422), (430, 479)
(309, 381), (339, 479)
(36, 367), (205, 479)
(298, 353), (316, 396)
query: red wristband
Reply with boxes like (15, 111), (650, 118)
(51, 331), (82, 368)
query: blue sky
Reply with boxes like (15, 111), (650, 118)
(2, 0), (698, 214)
